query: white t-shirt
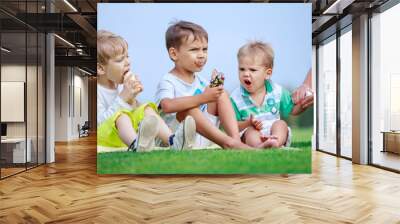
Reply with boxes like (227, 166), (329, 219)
(97, 84), (132, 126)
(154, 73), (208, 131)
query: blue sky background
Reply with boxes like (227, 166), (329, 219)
(98, 3), (311, 102)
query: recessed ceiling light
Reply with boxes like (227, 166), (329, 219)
(63, 0), (78, 12)
(78, 67), (93, 76)
(323, 0), (355, 15)
(54, 34), (75, 48)
(1, 47), (11, 53)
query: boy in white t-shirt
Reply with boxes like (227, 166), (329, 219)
(97, 30), (196, 152)
(155, 21), (250, 149)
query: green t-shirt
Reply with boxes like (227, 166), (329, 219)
(230, 80), (294, 122)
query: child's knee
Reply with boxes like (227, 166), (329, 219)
(206, 102), (218, 116)
(220, 90), (229, 98)
(144, 106), (157, 115)
(272, 120), (288, 129)
(217, 90), (230, 103)
(176, 108), (201, 123)
(115, 113), (131, 128)
(187, 107), (201, 114)
(177, 108), (201, 121)
(117, 113), (130, 122)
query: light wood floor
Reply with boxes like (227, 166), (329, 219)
(1, 163), (45, 178)
(1, 167), (25, 177)
(0, 135), (400, 223)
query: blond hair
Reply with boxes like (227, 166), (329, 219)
(165, 20), (208, 50)
(97, 30), (128, 65)
(237, 41), (274, 68)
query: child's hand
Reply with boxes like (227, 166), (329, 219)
(202, 85), (224, 103)
(131, 75), (143, 98)
(120, 72), (140, 103)
(249, 114), (263, 130)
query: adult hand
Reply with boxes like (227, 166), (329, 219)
(292, 84), (314, 110)
(300, 95), (314, 109)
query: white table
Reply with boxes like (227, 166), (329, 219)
(1, 138), (31, 163)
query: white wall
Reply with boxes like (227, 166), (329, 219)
(55, 67), (68, 141)
(55, 67), (89, 141)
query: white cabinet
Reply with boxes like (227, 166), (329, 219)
(1, 138), (31, 163)
(1, 82), (25, 122)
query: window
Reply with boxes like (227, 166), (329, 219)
(339, 28), (352, 158)
(317, 36), (337, 154)
(371, 2), (400, 171)
(0, 1), (46, 179)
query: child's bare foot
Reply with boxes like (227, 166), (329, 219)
(258, 135), (281, 149)
(261, 138), (280, 148)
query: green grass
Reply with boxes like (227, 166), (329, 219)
(97, 127), (312, 174)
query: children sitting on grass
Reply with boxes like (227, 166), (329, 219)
(97, 30), (196, 152)
(155, 21), (251, 149)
